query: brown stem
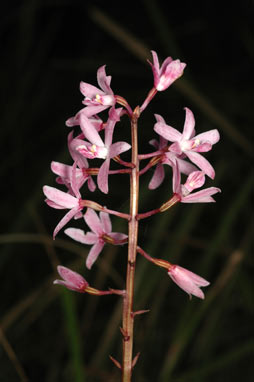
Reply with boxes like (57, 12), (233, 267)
(122, 106), (140, 381)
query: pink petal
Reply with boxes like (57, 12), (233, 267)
(149, 164), (165, 190)
(53, 207), (80, 238)
(97, 65), (113, 94)
(80, 81), (103, 98)
(182, 107), (195, 140)
(108, 141), (131, 158)
(43, 186), (78, 209)
(56, 266), (87, 287)
(160, 56), (173, 74)
(154, 114), (166, 124)
(182, 187), (221, 203)
(150, 51), (160, 86)
(97, 159), (110, 194)
(84, 208), (103, 235)
(51, 162), (72, 179)
(86, 242), (105, 269)
(100, 211), (112, 233)
(110, 232), (128, 243)
(81, 104), (109, 117)
(185, 151), (215, 179)
(171, 161), (181, 194)
(175, 157), (198, 175)
(64, 227), (97, 244)
(88, 177), (96, 192)
(154, 122), (182, 142)
(79, 114), (104, 147)
(194, 129), (220, 145)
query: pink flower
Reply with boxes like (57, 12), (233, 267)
(65, 208), (127, 269)
(75, 107), (131, 193)
(54, 266), (88, 292)
(172, 160), (221, 203)
(148, 114), (197, 190)
(149, 50), (186, 91)
(80, 65), (115, 115)
(168, 264), (210, 299)
(154, 107), (220, 179)
(43, 185), (83, 238)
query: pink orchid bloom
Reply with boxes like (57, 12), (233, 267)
(80, 65), (115, 115)
(75, 107), (131, 193)
(154, 107), (220, 179)
(149, 50), (186, 91)
(43, 185), (83, 239)
(68, 131), (96, 192)
(50, 131), (96, 194)
(149, 114), (197, 190)
(54, 265), (88, 292)
(65, 208), (127, 269)
(168, 265), (210, 299)
(172, 160), (221, 203)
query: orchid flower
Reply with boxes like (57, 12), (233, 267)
(54, 265), (121, 295)
(54, 266), (89, 292)
(168, 265), (210, 299)
(65, 208), (127, 269)
(172, 160), (221, 203)
(75, 107), (131, 193)
(148, 115), (197, 189)
(80, 65), (115, 115)
(154, 107), (220, 178)
(149, 50), (186, 91)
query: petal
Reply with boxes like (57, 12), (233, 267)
(56, 265), (87, 288)
(154, 122), (182, 142)
(43, 186), (78, 209)
(51, 162), (72, 179)
(81, 104), (109, 117)
(64, 227), (97, 244)
(53, 207), (80, 238)
(86, 242), (105, 269)
(100, 211), (112, 233)
(171, 160), (181, 194)
(194, 129), (220, 145)
(80, 81), (103, 98)
(97, 159), (110, 194)
(150, 51), (160, 86)
(149, 164), (165, 189)
(175, 157), (198, 175)
(88, 177), (96, 192)
(97, 65), (113, 94)
(84, 208), (103, 235)
(79, 114), (104, 146)
(185, 151), (215, 179)
(110, 232), (128, 243)
(182, 187), (221, 203)
(108, 141), (131, 158)
(182, 107), (195, 140)
(160, 56), (173, 74)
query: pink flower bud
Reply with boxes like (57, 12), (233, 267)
(168, 265), (210, 299)
(53, 266), (88, 293)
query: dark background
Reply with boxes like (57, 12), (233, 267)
(1, 1), (253, 381)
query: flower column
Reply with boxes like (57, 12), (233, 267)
(122, 106), (140, 381)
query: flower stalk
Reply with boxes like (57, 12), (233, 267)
(122, 106), (140, 381)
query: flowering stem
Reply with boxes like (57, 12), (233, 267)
(122, 106), (140, 381)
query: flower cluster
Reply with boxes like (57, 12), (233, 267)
(44, 50), (220, 299)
